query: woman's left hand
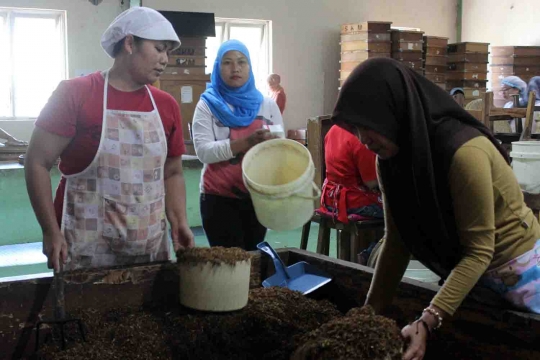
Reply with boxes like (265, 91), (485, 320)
(401, 320), (428, 360)
(171, 222), (195, 251)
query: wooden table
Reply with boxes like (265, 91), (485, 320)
(1, 249), (539, 359)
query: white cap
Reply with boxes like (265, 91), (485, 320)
(101, 7), (181, 58)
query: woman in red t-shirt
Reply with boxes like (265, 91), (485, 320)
(319, 124), (383, 223)
(25, 7), (194, 272)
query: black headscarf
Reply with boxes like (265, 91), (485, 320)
(332, 58), (509, 279)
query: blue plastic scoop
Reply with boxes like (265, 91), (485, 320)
(257, 242), (332, 295)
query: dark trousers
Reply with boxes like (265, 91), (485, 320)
(200, 193), (267, 251)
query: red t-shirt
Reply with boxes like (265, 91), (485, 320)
(321, 125), (380, 221)
(270, 88), (286, 114)
(35, 72), (185, 224)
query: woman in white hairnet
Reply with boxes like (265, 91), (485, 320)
(25, 7), (194, 272)
(500, 76), (528, 132)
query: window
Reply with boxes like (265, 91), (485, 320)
(206, 18), (271, 91)
(0, 8), (67, 119)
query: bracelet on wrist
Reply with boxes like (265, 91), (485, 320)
(414, 317), (432, 339)
(423, 307), (443, 330)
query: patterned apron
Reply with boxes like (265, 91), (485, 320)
(202, 118), (267, 198)
(61, 71), (169, 270)
(319, 179), (382, 223)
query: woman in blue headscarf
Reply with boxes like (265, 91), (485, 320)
(192, 40), (283, 250)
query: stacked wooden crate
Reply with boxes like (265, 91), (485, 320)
(446, 42), (490, 106)
(422, 36), (448, 90)
(490, 46), (540, 108)
(391, 29), (424, 74)
(158, 37), (210, 155)
(339, 21), (392, 88)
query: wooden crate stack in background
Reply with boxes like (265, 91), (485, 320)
(339, 21), (392, 88)
(490, 46), (540, 108)
(158, 37), (210, 156)
(446, 42), (489, 106)
(152, 11), (215, 156)
(422, 36), (448, 90)
(391, 29), (424, 74)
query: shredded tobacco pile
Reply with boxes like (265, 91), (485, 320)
(176, 246), (252, 266)
(32, 288), (520, 360)
(36, 287), (341, 360)
(291, 305), (404, 360)
(36, 308), (172, 360)
(167, 287), (342, 360)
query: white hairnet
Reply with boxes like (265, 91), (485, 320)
(449, 87), (464, 96)
(101, 7), (180, 58)
(501, 76), (528, 105)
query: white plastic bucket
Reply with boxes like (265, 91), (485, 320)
(179, 259), (251, 312)
(510, 141), (540, 194)
(242, 138), (320, 231)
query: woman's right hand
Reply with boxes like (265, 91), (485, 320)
(246, 128), (276, 147)
(401, 320), (429, 360)
(231, 129), (277, 156)
(43, 232), (68, 272)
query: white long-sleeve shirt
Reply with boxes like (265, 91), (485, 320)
(192, 97), (283, 196)
(192, 98), (283, 164)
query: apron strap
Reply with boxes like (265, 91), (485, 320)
(103, 71), (110, 122)
(145, 84), (158, 111)
(323, 179), (356, 224)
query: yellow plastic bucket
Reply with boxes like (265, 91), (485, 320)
(242, 139), (320, 231)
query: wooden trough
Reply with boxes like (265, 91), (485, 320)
(1, 248), (539, 359)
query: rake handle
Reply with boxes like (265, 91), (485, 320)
(54, 265), (65, 321)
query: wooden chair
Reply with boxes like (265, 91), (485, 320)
(300, 212), (384, 262)
(464, 100), (484, 124)
(299, 115), (385, 263)
(482, 91), (540, 225)
(483, 90), (537, 144)
(305, 115), (332, 191)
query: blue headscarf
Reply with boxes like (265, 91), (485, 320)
(528, 76), (540, 101)
(501, 76), (528, 106)
(201, 40), (263, 128)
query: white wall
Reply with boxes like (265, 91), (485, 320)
(0, 0), (456, 140)
(147, 0), (456, 131)
(462, 0), (540, 46)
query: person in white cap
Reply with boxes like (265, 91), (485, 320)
(500, 76), (528, 132)
(449, 87), (465, 108)
(25, 7), (194, 272)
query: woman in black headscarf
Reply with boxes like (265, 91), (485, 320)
(333, 58), (540, 360)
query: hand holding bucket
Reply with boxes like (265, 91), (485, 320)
(242, 138), (321, 231)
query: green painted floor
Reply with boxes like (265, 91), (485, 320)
(0, 223), (334, 279)
(0, 166), (57, 246)
(0, 163), (438, 284)
(1, 163), (335, 280)
(0, 165), (203, 247)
